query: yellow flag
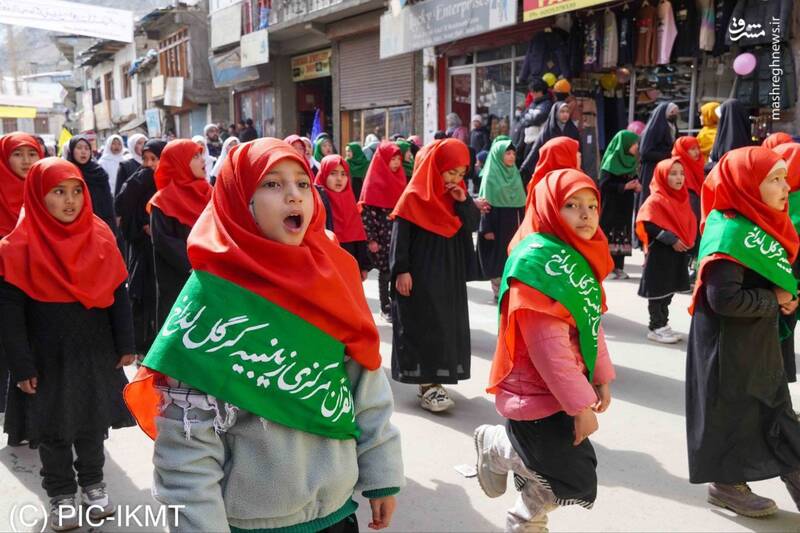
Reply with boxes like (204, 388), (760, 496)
(57, 128), (73, 157)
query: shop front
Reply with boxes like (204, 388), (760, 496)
(292, 49), (333, 138)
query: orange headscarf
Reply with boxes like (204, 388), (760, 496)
(0, 132), (43, 236)
(671, 136), (705, 195)
(528, 137), (580, 195)
(391, 138), (469, 237)
(772, 143), (800, 192)
(0, 158), (127, 308)
(359, 141), (407, 209)
(488, 169), (612, 393)
(701, 146), (798, 262)
(635, 157), (697, 250)
(314, 155), (367, 243)
(762, 132), (793, 150)
(149, 139), (211, 227)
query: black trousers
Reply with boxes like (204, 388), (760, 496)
(612, 255), (625, 270)
(648, 295), (673, 330)
(378, 271), (392, 314)
(323, 514), (359, 533)
(39, 429), (105, 498)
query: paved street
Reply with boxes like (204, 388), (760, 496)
(2, 251), (800, 532)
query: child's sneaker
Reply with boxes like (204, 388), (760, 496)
(613, 268), (630, 280)
(473, 425), (509, 498)
(49, 494), (80, 531)
(419, 385), (454, 412)
(663, 324), (682, 340)
(647, 326), (680, 344)
(81, 483), (115, 520)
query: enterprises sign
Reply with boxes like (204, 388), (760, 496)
(291, 49), (331, 82)
(380, 0), (518, 59)
(522, 0), (614, 21)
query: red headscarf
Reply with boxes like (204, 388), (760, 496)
(701, 146), (799, 262)
(314, 155), (367, 243)
(528, 137), (580, 195)
(0, 132), (44, 236)
(283, 134), (304, 151)
(671, 136), (705, 195)
(149, 139), (211, 227)
(0, 158), (127, 308)
(763, 132), (793, 149)
(773, 143), (800, 192)
(391, 138), (469, 238)
(635, 157), (697, 250)
(188, 138), (380, 370)
(358, 141), (407, 209)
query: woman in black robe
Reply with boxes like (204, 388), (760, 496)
(115, 139), (165, 354)
(686, 147), (800, 517)
(65, 136), (117, 233)
(389, 139), (480, 412)
(114, 133), (147, 198)
(706, 99), (753, 172)
(519, 102), (580, 186)
(635, 102), (679, 212)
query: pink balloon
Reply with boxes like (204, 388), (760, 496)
(733, 53), (757, 76)
(627, 121), (646, 136)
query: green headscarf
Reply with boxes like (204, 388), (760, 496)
(600, 130), (639, 176)
(314, 138), (332, 163)
(492, 135), (511, 145)
(346, 142), (369, 179)
(478, 139), (526, 208)
(396, 140), (414, 179)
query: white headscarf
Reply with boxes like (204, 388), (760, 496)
(364, 133), (380, 145)
(98, 134), (125, 193)
(300, 136), (319, 171)
(210, 136), (240, 179)
(192, 135), (216, 181)
(125, 133), (148, 164)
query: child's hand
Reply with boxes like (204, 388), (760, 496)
(445, 182), (467, 202)
(360, 270), (369, 282)
(116, 354), (136, 369)
(483, 232), (496, 241)
(774, 287), (795, 306)
(396, 273), (413, 296)
(368, 241), (380, 254)
(672, 240), (690, 252)
(16, 377), (37, 395)
(592, 384), (611, 413)
(368, 496), (396, 530)
(474, 197), (492, 213)
(573, 407), (598, 446)
(781, 299), (799, 315)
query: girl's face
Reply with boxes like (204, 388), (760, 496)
(628, 143), (639, 157)
(388, 154), (403, 172)
(403, 150), (413, 163)
(558, 106), (571, 123)
(251, 159), (314, 246)
(759, 160), (790, 211)
(560, 188), (599, 240)
(111, 138), (123, 154)
(502, 149), (516, 167)
(345, 147), (353, 159)
(687, 146), (701, 160)
(291, 141), (306, 158)
(45, 178), (84, 224)
(321, 140), (333, 156)
(667, 162), (685, 190)
(142, 151), (159, 169)
(134, 138), (146, 156)
(72, 141), (92, 165)
(8, 146), (41, 178)
(443, 165), (467, 185)
(326, 164), (348, 193)
(190, 152), (206, 179)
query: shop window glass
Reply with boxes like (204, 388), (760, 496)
(347, 111), (362, 143)
(388, 106), (413, 138)
(363, 108), (386, 140)
(477, 46), (511, 64)
(476, 63), (512, 141)
(450, 73), (472, 130)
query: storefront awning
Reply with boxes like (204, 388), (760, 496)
(523, 0), (615, 22)
(118, 116), (147, 133)
(0, 106), (37, 119)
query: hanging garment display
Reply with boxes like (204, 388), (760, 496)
(656, 0), (677, 65)
(602, 9), (619, 69)
(635, 3), (659, 67)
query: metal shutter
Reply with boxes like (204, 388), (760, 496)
(339, 32), (414, 110)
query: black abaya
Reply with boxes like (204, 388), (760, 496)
(115, 158), (141, 198)
(686, 259), (800, 483)
(150, 206), (191, 329)
(477, 207), (524, 279)
(520, 102), (581, 184)
(598, 169), (636, 262)
(637, 222), (691, 299)
(389, 198), (481, 384)
(707, 99), (753, 170)
(636, 103), (677, 211)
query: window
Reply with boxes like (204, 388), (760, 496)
(2, 118), (18, 133)
(340, 105), (413, 144)
(103, 72), (114, 102)
(159, 28), (190, 78)
(120, 63), (132, 98)
(91, 80), (101, 105)
(34, 117), (49, 134)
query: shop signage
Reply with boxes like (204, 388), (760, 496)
(0, 0), (133, 43)
(379, 0), (517, 59)
(209, 48), (261, 87)
(291, 49), (331, 82)
(164, 77), (184, 108)
(522, 0), (614, 22)
(241, 29), (270, 67)
(145, 108), (162, 138)
(211, 2), (242, 50)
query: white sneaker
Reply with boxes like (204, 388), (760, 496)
(474, 425), (509, 498)
(662, 324), (682, 340)
(81, 483), (114, 520)
(49, 494), (80, 531)
(647, 326), (680, 344)
(419, 386), (455, 412)
(613, 268), (630, 280)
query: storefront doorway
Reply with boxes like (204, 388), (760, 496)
(296, 77), (332, 138)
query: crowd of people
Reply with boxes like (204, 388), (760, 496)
(0, 82), (799, 532)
